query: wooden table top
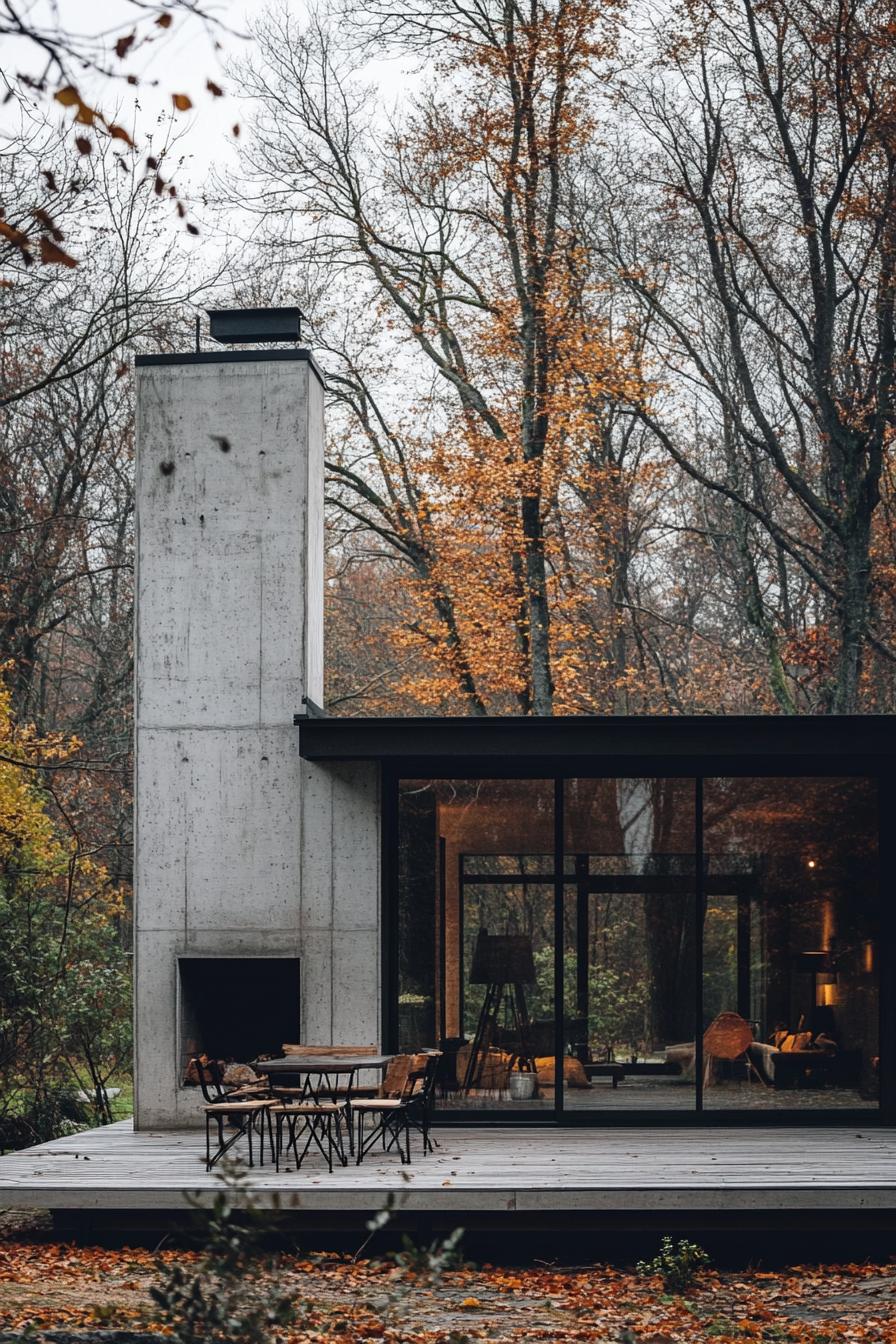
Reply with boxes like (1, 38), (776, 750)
(254, 1054), (394, 1074)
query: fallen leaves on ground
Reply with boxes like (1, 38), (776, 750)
(0, 1220), (894, 1342)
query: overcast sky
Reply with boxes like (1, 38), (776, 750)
(1, 0), (273, 189)
(3, 1), (414, 190)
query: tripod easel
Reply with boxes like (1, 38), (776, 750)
(461, 930), (537, 1092)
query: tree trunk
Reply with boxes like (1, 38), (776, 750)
(831, 522), (873, 713)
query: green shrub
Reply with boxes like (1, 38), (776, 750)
(636, 1236), (710, 1294)
(150, 1163), (296, 1343)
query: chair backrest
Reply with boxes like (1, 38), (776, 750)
(703, 1012), (753, 1061)
(417, 1051), (442, 1104)
(380, 1053), (413, 1097)
(401, 1053), (433, 1100)
(281, 1043), (378, 1057)
(189, 1056), (226, 1105)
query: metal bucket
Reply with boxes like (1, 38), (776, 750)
(507, 1071), (536, 1101)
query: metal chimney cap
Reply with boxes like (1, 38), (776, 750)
(206, 306), (304, 345)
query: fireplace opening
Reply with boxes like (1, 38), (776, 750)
(178, 956), (300, 1080)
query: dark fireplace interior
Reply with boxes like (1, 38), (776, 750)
(178, 956), (300, 1074)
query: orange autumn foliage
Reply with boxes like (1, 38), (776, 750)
(324, 0), (648, 716)
(1, 1233), (895, 1342)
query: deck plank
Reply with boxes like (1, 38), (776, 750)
(1, 1121), (895, 1212)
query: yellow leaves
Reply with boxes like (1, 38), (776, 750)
(0, 667), (81, 873)
(171, 93), (193, 112)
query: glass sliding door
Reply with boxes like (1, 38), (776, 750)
(561, 779), (697, 1111)
(396, 779), (555, 1113)
(702, 778), (880, 1111)
(394, 771), (881, 1122)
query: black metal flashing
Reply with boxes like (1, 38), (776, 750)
(298, 695), (327, 719)
(134, 347), (326, 388)
(295, 713), (896, 764)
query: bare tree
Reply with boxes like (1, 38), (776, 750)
(603, 0), (896, 711)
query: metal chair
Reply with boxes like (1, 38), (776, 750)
(353, 1053), (429, 1165)
(703, 1012), (769, 1087)
(191, 1057), (275, 1171)
(407, 1050), (442, 1154)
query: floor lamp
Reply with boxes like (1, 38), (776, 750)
(461, 929), (537, 1093)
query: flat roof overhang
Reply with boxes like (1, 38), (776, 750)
(295, 713), (896, 770)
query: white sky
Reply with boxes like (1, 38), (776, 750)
(2, 1), (415, 190)
(0, 1), (426, 321)
(1, 1), (266, 184)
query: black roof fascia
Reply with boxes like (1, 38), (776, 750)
(295, 714), (896, 765)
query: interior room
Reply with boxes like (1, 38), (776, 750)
(396, 775), (880, 1117)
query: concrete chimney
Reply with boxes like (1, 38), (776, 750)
(132, 346), (324, 1127)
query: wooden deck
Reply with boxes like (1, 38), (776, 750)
(1, 1121), (895, 1218)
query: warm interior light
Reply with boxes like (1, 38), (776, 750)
(806, 858), (816, 869)
(815, 968), (838, 1007)
(821, 898), (836, 949)
(864, 940), (875, 974)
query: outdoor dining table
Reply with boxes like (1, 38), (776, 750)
(252, 1054), (395, 1156)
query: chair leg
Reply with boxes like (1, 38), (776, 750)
(312, 1113), (335, 1171)
(747, 1055), (770, 1088)
(287, 1114), (301, 1167)
(332, 1109), (347, 1167)
(207, 1112), (245, 1171)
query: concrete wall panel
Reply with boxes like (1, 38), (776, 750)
(183, 727), (302, 931)
(299, 762), (335, 932)
(331, 764), (380, 933)
(134, 730), (187, 933)
(299, 762), (381, 1046)
(304, 371), (325, 706)
(298, 928), (335, 1045)
(331, 929), (380, 1046)
(133, 929), (180, 1128)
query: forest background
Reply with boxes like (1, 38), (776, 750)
(1, 0), (894, 1147)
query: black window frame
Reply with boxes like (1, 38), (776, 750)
(383, 755), (892, 1128)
